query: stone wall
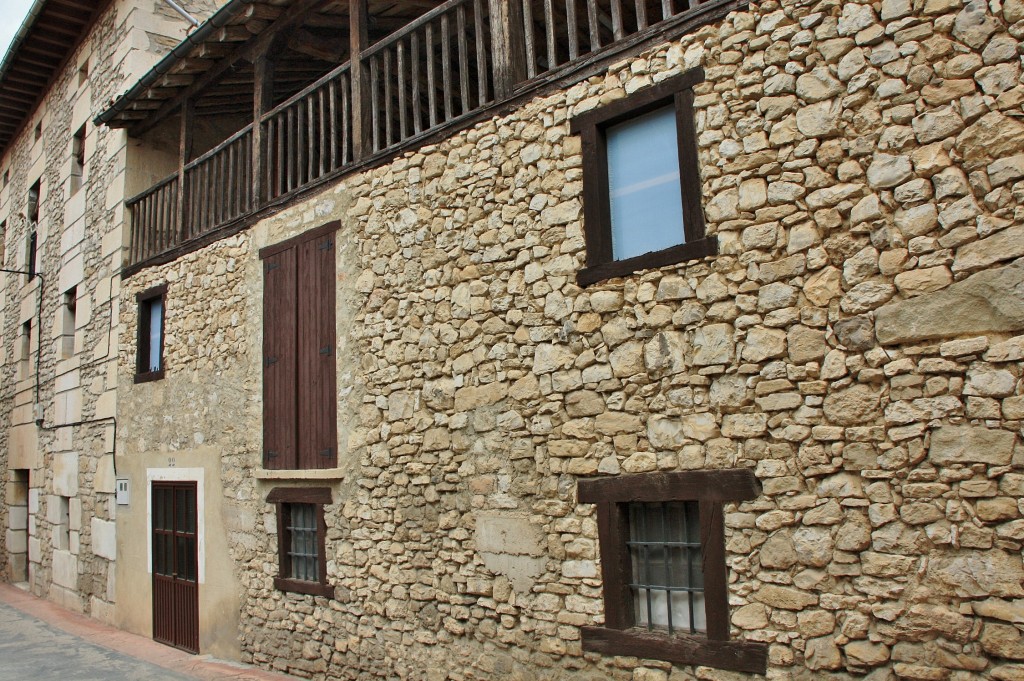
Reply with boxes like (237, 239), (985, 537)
(119, 0), (1024, 678)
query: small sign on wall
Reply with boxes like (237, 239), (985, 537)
(116, 479), (130, 505)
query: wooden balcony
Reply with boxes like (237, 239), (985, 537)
(120, 0), (737, 272)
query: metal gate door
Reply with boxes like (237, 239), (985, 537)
(152, 481), (199, 653)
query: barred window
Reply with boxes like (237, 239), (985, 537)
(578, 469), (767, 674)
(285, 503), (318, 582)
(268, 487), (332, 598)
(628, 501), (705, 634)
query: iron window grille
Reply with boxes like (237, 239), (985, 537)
(578, 469), (767, 674)
(268, 487), (332, 598)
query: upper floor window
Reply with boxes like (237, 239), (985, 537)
(71, 125), (86, 195)
(136, 284), (167, 383)
(572, 68), (715, 287)
(33, 122), (42, 142)
(78, 60), (89, 86)
(27, 180), (40, 226)
(260, 221), (338, 470)
(578, 468), (767, 674)
(60, 287), (77, 359)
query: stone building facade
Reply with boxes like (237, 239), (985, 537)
(109, 0), (1024, 679)
(0, 0), (223, 619)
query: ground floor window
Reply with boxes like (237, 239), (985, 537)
(268, 487), (332, 597)
(578, 469), (767, 673)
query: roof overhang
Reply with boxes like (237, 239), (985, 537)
(0, 0), (108, 160)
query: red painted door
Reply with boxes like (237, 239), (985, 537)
(152, 481), (199, 653)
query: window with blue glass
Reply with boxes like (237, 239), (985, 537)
(572, 67), (715, 287)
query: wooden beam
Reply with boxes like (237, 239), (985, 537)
(252, 53), (276, 207)
(488, 0), (527, 98)
(126, 0), (328, 137)
(350, 0), (370, 161)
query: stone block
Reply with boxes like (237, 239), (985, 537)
(929, 426), (1016, 465)
(52, 549), (79, 589)
(876, 259), (1024, 344)
(91, 518), (116, 561)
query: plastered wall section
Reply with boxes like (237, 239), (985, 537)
(119, 0), (1024, 678)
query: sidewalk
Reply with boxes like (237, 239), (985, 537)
(0, 582), (297, 680)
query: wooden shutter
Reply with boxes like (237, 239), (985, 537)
(297, 232), (337, 469)
(262, 248), (298, 469)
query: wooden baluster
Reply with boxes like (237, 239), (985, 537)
(458, 5), (471, 114)
(297, 100), (306, 186)
(227, 143), (236, 219)
(340, 75), (350, 164)
(540, 0), (557, 68)
(426, 23), (438, 128)
(586, 0), (600, 51)
(319, 88), (327, 177)
(474, 0), (489, 106)
(329, 79), (339, 168)
(662, 0), (672, 19)
(611, 0), (624, 40)
(384, 49), (394, 146)
(398, 39), (409, 140)
(350, 0), (370, 161)
(636, 0), (647, 29)
(287, 106), (296, 192)
(303, 94), (311, 183)
(564, 0), (577, 61)
(411, 32), (423, 133)
(523, 0), (536, 78)
(441, 14), (453, 121)
(370, 57), (381, 151)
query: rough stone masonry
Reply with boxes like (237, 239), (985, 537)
(119, 0), (1024, 678)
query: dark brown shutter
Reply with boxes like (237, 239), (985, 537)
(297, 232), (337, 469)
(262, 248), (298, 469)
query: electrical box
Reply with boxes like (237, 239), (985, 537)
(115, 479), (130, 506)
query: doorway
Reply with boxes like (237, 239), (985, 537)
(151, 481), (199, 653)
(7, 470), (29, 583)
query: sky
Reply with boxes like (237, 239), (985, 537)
(0, 0), (37, 64)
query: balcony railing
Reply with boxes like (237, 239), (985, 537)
(125, 0), (729, 269)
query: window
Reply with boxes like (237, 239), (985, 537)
(26, 180), (39, 280)
(2, 170), (8, 188)
(577, 469), (767, 674)
(33, 122), (42, 142)
(71, 126), (86, 195)
(268, 487), (332, 597)
(136, 284), (167, 383)
(78, 60), (89, 86)
(56, 496), (70, 551)
(571, 68), (715, 287)
(61, 287), (77, 358)
(19, 320), (31, 378)
(260, 221), (338, 470)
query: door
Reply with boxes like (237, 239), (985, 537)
(152, 481), (199, 653)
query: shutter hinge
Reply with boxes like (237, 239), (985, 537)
(264, 262), (280, 273)
(318, 238), (334, 251)
(319, 345), (331, 356)
(264, 355), (278, 368)
(319, 448), (333, 458)
(266, 450), (278, 458)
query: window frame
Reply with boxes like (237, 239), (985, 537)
(571, 68), (716, 287)
(578, 469), (767, 674)
(135, 283), (167, 383)
(268, 486), (332, 598)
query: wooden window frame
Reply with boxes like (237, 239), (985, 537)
(135, 283), (167, 383)
(577, 469), (767, 674)
(571, 68), (716, 287)
(268, 486), (332, 598)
